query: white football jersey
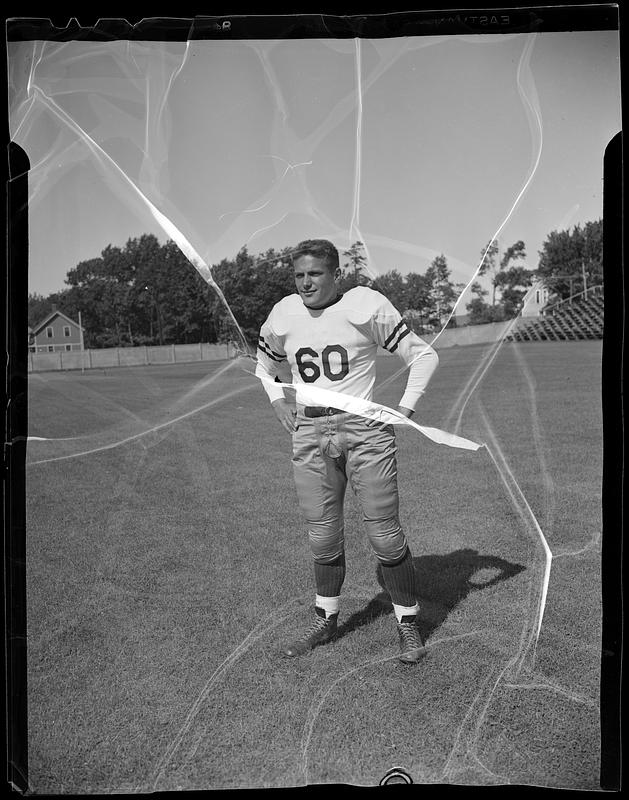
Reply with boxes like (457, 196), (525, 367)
(256, 286), (438, 410)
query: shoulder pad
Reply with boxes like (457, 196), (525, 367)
(341, 286), (391, 315)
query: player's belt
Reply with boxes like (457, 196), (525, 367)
(304, 406), (344, 418)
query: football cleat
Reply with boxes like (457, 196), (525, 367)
(396, 615), (425, 664)
(282, 607), (338, 657)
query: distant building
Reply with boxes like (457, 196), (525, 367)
(520, 280), (549, 318)
(451, 278), (549, 327)
(30, 310), (84, 353)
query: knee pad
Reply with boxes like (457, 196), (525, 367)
(308, 520), (345, 563)
(365, 517), (408, 564)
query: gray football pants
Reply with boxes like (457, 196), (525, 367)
(291, 409), (409, 565)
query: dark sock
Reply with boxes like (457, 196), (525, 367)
(380, 548), (417, 606)
(314, 553), (346, 597)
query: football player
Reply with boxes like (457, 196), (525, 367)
(255, 239), (439, 663)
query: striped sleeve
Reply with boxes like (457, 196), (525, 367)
(382, 318), (412, 354)
(255, 314), (288, 403)
(372, 294), (439, 411)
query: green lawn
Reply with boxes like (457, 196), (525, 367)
(25, 341), (603, 791)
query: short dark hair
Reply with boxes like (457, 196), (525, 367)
(291, 239), (339, 272)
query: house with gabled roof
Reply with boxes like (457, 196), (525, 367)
(520, 279), (550, 317)
(30, 310), (84, 353)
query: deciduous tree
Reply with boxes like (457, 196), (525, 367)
(371, 270), (407, 312)
(537, 220), (603, 301)
(425, 254), (456, 330)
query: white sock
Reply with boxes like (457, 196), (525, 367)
(315, 594), (340, 618)
(393, 602), (419, 622)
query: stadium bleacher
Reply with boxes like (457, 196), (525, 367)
(506, 286), (603, 342)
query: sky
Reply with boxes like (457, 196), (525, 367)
(8, 25), (621, 299)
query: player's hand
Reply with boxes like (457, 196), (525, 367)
(271, 398), (298, 433)
(365, 405), (414, 428)
(365, 415), (387, 429)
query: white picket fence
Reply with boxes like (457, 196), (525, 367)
(28, 321), (521, 373)
(28, 342), (237, 372)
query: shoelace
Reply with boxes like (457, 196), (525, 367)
(398, 622), (421, 651)
(298, 614), (332, 642)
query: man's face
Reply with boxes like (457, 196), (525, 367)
(293, 254), (340, 309)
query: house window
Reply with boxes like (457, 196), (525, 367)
(46, 326), (53, 338)
(536, 290), (540, 304)
(65, 344), (72, 351)
(63, 326), (71, 337)
(29, 347), (36, 353)
(48, 345), (54, 352)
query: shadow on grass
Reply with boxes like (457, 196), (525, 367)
(335, 548), (526, 643)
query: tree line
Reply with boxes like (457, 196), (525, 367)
(28, 220), (602, 349)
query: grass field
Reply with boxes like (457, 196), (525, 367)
(25, 340), (603, 792)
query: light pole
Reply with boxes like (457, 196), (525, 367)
(78, 309), (86, 373)
(144, 285), (164, 346)
(582, 259), (588, 300)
